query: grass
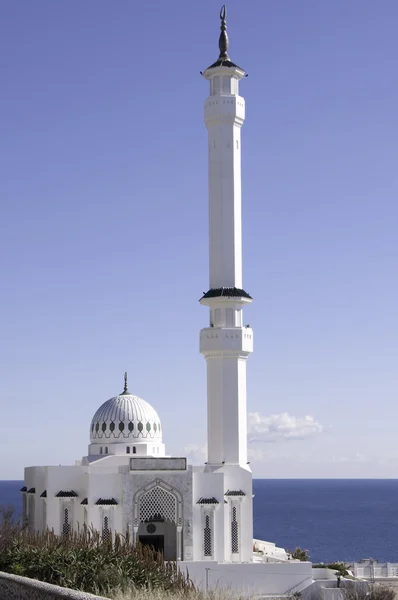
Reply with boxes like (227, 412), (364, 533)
(111, 588), (252, 600)
(0, 506), (193, 596)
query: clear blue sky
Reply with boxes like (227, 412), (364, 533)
(1, 1), (397, 479)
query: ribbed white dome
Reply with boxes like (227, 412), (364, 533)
(90, 391), (162, 443)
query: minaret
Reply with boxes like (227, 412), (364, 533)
(200, 6), (253, 469)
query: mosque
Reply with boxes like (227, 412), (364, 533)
(21, 7), (331, 596)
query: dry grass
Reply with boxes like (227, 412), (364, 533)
(343, 583), (395, 600)
(0, 506), (192, 595)
(111, 586), (252, 600)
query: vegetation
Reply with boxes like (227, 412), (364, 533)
(312, 562), (349, 577)
(111, 589), (252, 599)
(343, 583), (395, 600)
(0, 506), (193, 597)
(288, 547), (310, 561)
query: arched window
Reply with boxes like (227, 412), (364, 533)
(126, 447), (130, 454)
(231, 506), (239, 554)
(204, 514), (212, 557)
(105, 447), (108, 454)
(100, 447), (103, 455)
(102, 515), (110, 541)
(62, 508), (70, 536)
(132, 446), (136, 454)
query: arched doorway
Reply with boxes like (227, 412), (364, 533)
(133, 480), (183, 561)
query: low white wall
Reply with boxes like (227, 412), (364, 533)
(312, 568), (339, 580)
(353, 562), (398, 578)
(0, 571), (109, 600)
(179, 560), (313, 597)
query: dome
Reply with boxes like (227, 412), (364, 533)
(90, 376), (162, 444)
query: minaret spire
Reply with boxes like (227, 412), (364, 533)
(218, 5), (229, 59)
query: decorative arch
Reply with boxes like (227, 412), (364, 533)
(133, 479), (183, 527)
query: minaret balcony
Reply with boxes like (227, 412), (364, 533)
(200, 327), (253, 356)
(204, 95), (245, 126)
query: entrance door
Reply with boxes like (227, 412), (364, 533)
(139, 535), (164, 554)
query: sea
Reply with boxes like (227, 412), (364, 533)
(2, 479), (398, 564)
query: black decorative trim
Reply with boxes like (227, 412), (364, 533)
(27, 488), (35, 494)
(95, 498), (118, 506)
(81, 498), (88, 505)
(197, 497), (219, 505)
(225, 489), (246, 497)
(200, 287), (252, 300)
(55, 490), (78, 498)
(206, 58), (244, 70)
(20, 486), (27, 492)
(40, 490), (47, 498)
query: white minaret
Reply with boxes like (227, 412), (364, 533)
(200, 6), (253, 470)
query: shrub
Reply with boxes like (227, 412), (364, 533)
(313, 562), (349, 577)
(288, 547), (310, 561)
(0, 510), (193, 596)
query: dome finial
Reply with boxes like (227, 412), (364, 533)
(122, 372), (129, 395)
(218, 5), (229, 60)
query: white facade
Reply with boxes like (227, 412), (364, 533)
(22, 372), (256, 563)
(21, 7), (345, 597)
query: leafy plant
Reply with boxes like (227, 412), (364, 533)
(288, 547), (310, 562)
(313, 562), (349, 577)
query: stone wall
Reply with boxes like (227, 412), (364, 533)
(0, 571), (109, 600)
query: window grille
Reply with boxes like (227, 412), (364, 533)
(231, 506), (239, 554)
(100, 447), (103, 455)
(62, 508), (70, 536)
(105, 447), (108, 454)
(139, 486), (177, 523)
(222, 76), (231, 94)
(211, 76), (220, 96)
(204, 514), (212, 556)
(226, 308), (234, 326)
(126, 447), (130, 454)
(102, 515), (110, 541)
(133, 446), (136, 454)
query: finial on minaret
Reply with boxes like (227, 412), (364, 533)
(122, 372), (129, 395)
(218, 5), (229, 59)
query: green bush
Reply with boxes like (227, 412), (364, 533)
(288, 547), (310, 561)
(0, 509), (193, 596)
(312, 562), (349, 577)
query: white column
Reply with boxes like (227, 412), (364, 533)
(133, 526), (139, 545)
(177, 525), (183, 561)
(208, 116), (243, 288)
(200, 56), (253, 469)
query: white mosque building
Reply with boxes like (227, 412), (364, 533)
(21, 7), (331, 596)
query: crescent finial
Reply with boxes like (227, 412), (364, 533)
(218, 5), (229, 59)
(123, 371), (129, 394)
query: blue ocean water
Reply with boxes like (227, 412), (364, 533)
(2, 479), (398, 563)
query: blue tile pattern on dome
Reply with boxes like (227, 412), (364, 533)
(90, 393), (162, 442)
